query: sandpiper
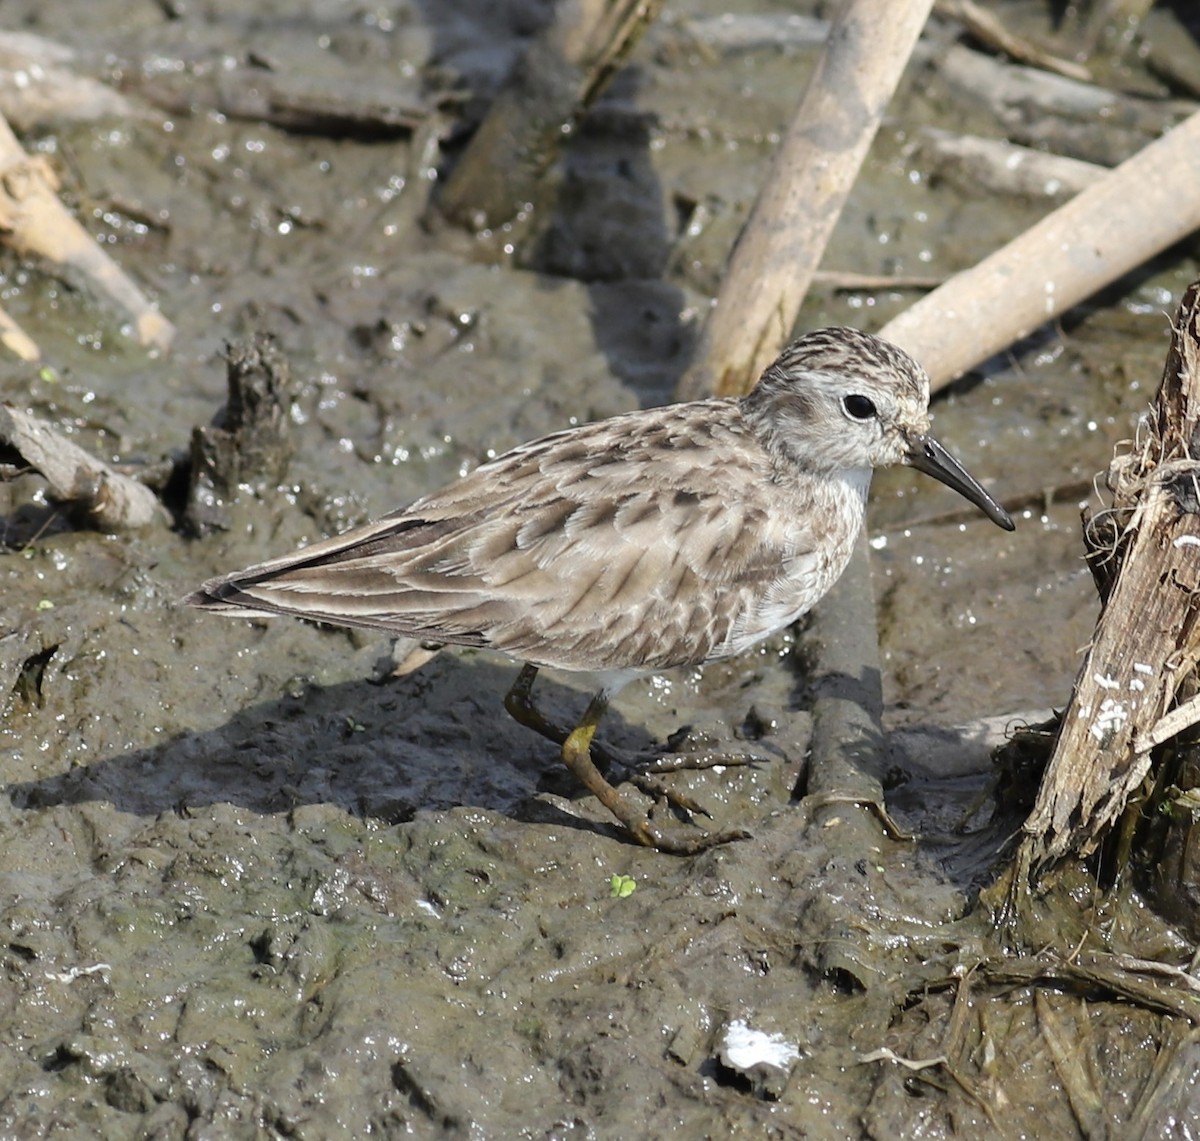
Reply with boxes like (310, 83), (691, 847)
(187, 327), (1013, 853)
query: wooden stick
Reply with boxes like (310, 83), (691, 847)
(934, 0), (1092, 81)
(916, 128), (1106, 202)
(879, 109), (1200, 390)
(0, 404), (166, 530)
(0, 113), (174, 355)
(675, 0), (936, 400)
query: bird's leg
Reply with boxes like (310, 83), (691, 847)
(503, 665), (748, 853)
(560, 692), (750, 855)
(504, 664), (572, 746)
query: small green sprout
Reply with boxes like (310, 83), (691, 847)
(609, 873), (636, 899)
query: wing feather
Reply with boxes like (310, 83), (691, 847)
(187, 399), (843, 671)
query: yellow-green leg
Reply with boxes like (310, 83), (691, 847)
(503, 664), (749, 854)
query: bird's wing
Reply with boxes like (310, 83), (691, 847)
(186, 402), (821, 669)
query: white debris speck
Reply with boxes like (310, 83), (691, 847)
(869, 534), (888, 550)
(45, 963), (111, 983)
(1134, 663), (1154, 675)
(1130, 678), (1145, 692)
(1093, 674), (1120, 690)
(1089, 698), (1128, 741)
(720, 1020), (800, 1071)
(1174, 535), (1200, 549)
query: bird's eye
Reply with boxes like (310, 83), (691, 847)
(843, 394), (877, 420)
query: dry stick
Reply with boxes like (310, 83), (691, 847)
(878, 109), (1200, 391)
(436, 0), (664, 231)
(916, 128), (1107, 203)
(933, 0), (1092, 82)
(0, 404), (166, 531)
(935, 43), (1192, 148)
(0, 112), (174, 356)
(813, 269), (942, 291)
(675, 0), (936, 401)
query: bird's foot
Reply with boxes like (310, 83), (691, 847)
(591, 747), (712, 818)
(594, 743), (758, 819)
(624, 812), (751, 855)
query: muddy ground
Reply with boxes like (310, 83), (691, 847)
(3, 1), (1200, 1137)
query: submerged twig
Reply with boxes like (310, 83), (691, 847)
(135, 68), (433, 139)
(936, 44), (1194, 163)
(0, 31), (139, 132)
(797, 530), (901, 844)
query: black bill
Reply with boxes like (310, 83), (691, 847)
(905, 433), (1014, 531)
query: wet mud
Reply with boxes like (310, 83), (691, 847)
(3, 1), (1200, 1136)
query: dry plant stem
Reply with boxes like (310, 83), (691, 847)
(0, 113), (174, 355)
(1136, 691), (1200, 754)
(1128, 1025), (1200, 1136)
(880, 109), (1200, 391)
(1014, 282), (1200, 885)
(675, 0), (935, 401)
(436, 0), (664, 231)
(0, 404), (165, 531)
(933, 0), (1091, 81)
